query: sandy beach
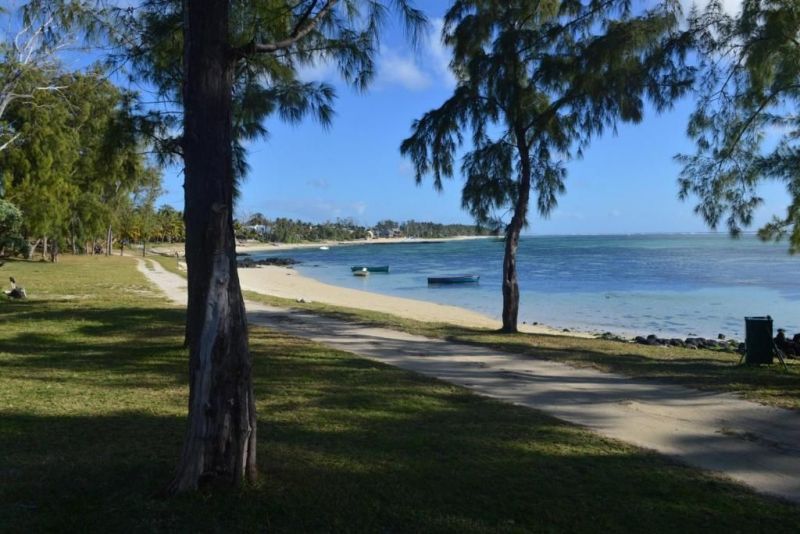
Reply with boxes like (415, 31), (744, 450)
(237, 264), (587, 337)
(150, 237), (591, 337)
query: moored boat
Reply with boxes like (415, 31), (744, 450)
(353, 268), (369, 277)
(427, 275), (480, 285)
(351, 265), (390, 273)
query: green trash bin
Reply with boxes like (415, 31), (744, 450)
(744, 316), (774, 365)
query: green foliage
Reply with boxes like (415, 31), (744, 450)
(0, 199), (22, 237)
(0, 67), (159, 253)
(154, 204), (185, 243)
(111, 0), (426, 186)
(0, 199), (26, 256)
(678, 0), (800, 253)
(402, 0), (693, 230)
(233, 216), (487, 243)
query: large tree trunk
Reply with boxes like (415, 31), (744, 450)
(501, 125), (532, 333)
(167, 0), (257, 494)
(41, 235), (48, 262)
(106, 226), (113, 256)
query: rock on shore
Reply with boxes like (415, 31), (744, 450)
(237, 257), (299, 268)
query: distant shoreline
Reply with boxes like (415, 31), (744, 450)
(149, 235), (494, 258)
(235, 234), (495, 254)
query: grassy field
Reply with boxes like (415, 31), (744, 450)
(2, 255), (799, 532)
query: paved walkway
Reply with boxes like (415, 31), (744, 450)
(138, 258), (800, 504)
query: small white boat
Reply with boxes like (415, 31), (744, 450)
(353, 268), (369, 277)
(319, 246), (330, 250)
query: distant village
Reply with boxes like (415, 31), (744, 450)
(237, 215), (492, 243)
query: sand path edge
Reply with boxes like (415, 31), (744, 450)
(137, 258), (800, 504)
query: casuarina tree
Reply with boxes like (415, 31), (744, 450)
(401, 0), (693, 332)
(678, 0), (800, 253)
(104, 0), (426, 493)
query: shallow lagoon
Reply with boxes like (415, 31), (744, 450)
(251, 234), (800, 339)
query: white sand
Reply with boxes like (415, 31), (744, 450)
(237, 265), (587, 337)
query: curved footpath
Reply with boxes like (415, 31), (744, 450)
(138, 258), (800, 504)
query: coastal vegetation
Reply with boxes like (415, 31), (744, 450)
(234, 215), (490, 243)
(0, 66), (159, 260)
(2, 255), (800, 530)
(401, 0), (693, 333)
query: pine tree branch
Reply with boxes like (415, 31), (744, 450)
(233, 0), (338, 57)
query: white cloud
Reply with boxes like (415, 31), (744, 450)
(426, 18), (457, 89)
(292, 17), (458, 92)
(297, 55), (338, 83)
(377, 48), (431, 90)
(373, 18), (457, 92)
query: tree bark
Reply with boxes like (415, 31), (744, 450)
(106, 225), (113, 256)
(501, 124), (532, 333)
(167, 0), (257, 494)
(41, 235), (48, 262)
(26, 238), (40, 260)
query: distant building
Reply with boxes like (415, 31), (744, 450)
(247, 224), (268, 236)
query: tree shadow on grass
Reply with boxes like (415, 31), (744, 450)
(0, 306), (187, 388)
(2, 327), (800, 532)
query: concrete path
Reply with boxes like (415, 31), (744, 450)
(137, 259), (800, 504)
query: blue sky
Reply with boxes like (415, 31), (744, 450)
(156, 0), (789, 235)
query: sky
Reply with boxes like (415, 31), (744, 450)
(155, 0), (790, 235)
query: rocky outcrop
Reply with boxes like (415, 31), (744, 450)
(237, 257), (299, 268)
(631, 334), (743, 353)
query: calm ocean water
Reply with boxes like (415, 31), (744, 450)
(250, 234), (800, 339)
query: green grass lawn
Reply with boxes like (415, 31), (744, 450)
(3, 255), (798, 532)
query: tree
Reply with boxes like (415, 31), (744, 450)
(0, 1), (94, 154)
(116, 0), (425, 493)
(0, 199), (24, 257)
(0, 67), (156, 259)
(678, 0), (800, 253)
(0, 66), (77, 259)
(401, 0), (692, 332)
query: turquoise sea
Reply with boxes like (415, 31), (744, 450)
(251, 234), (800, 339)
